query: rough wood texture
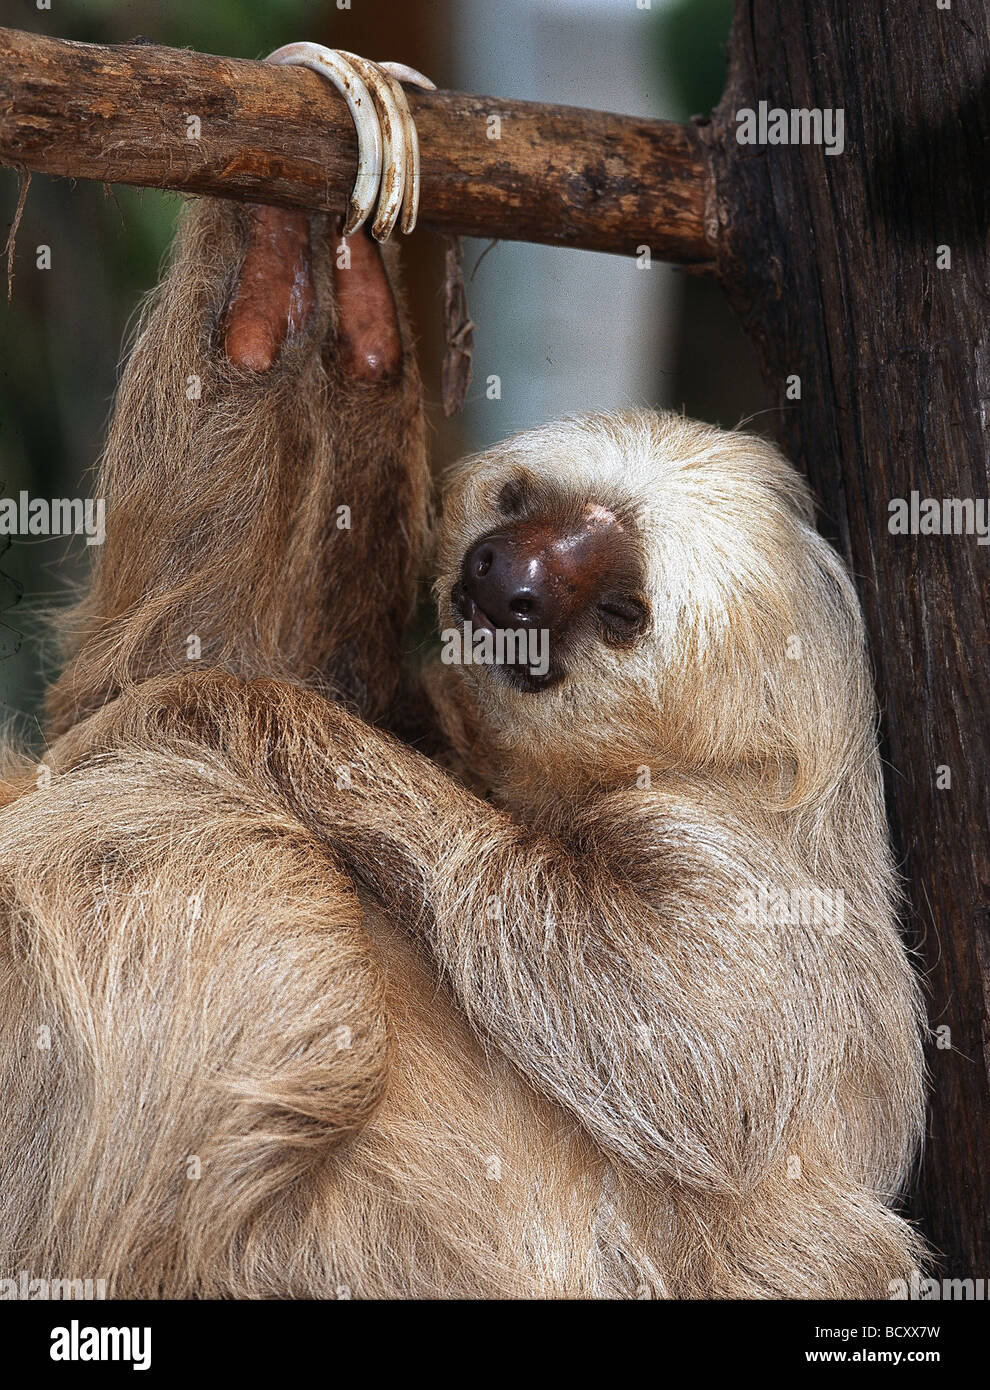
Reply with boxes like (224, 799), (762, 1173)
(706, 1), (989, 1277)
(0, 26), (715, 263)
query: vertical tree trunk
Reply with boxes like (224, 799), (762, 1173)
(706, 1), (989, 1276)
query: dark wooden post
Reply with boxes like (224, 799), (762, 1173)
(706, 1), (989, 1276)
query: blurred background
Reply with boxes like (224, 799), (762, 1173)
(0, 0), (764, 743)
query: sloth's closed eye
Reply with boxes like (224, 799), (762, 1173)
(496, 479), (529, 518)
(597, 595), (648, 638)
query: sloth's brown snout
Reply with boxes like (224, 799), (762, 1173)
(459, 509), (644, 643)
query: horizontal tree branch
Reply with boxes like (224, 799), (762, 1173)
(0, 27), (716, 265)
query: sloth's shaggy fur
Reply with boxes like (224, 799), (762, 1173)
(44, 198), (429, 738)
(0, 200), (927, 1298)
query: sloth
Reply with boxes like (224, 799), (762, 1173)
(0, 195), (926, 1300)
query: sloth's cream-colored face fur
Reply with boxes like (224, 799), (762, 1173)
(435, 409), (872, 797)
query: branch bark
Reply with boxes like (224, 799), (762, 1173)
(0, 26), (715, 264)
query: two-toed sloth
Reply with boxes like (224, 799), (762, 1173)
(0, 197), (926, 1299)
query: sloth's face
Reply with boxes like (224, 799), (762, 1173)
(446, 484), (649, 693)
(435, 408), (852, 780)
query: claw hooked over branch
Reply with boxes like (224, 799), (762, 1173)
(265, 43), (436, 242)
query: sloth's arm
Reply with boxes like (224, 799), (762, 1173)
(332, 758), (792, 1192)
(210, 682), (813, 1194)
(286, 695), (919, 1201)
(47, 201), (428, 737)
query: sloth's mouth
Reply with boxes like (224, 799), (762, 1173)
(449, 580), (497, 635)
(448, 583), (560, 693)
(458, 591), (497, 633)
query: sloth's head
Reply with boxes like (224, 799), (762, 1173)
(434, 409), (875, 806)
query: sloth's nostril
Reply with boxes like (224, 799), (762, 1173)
(510, 595), (533, 617)
(475, 550), (493, 577)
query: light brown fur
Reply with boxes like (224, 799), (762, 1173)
(0, 199), (926, 1298)
(45, 197), (428, 735)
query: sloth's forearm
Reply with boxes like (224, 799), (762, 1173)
(47, 203), (427, 736)
(320, 714), (758, 1189)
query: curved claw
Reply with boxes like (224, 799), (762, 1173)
(380, 62), (437, 92)
(382, 62), (437, 234)
(265, 42), (382, 236)
(339, 51), (406, 243)
(264, 45), (437, 241)
(378, 71), (419, 234)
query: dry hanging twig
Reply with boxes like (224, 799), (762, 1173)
(440, 235), (475, 417)
(4, 165), (30, 301)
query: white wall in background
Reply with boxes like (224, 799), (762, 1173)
(452, 0), (682, 450)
